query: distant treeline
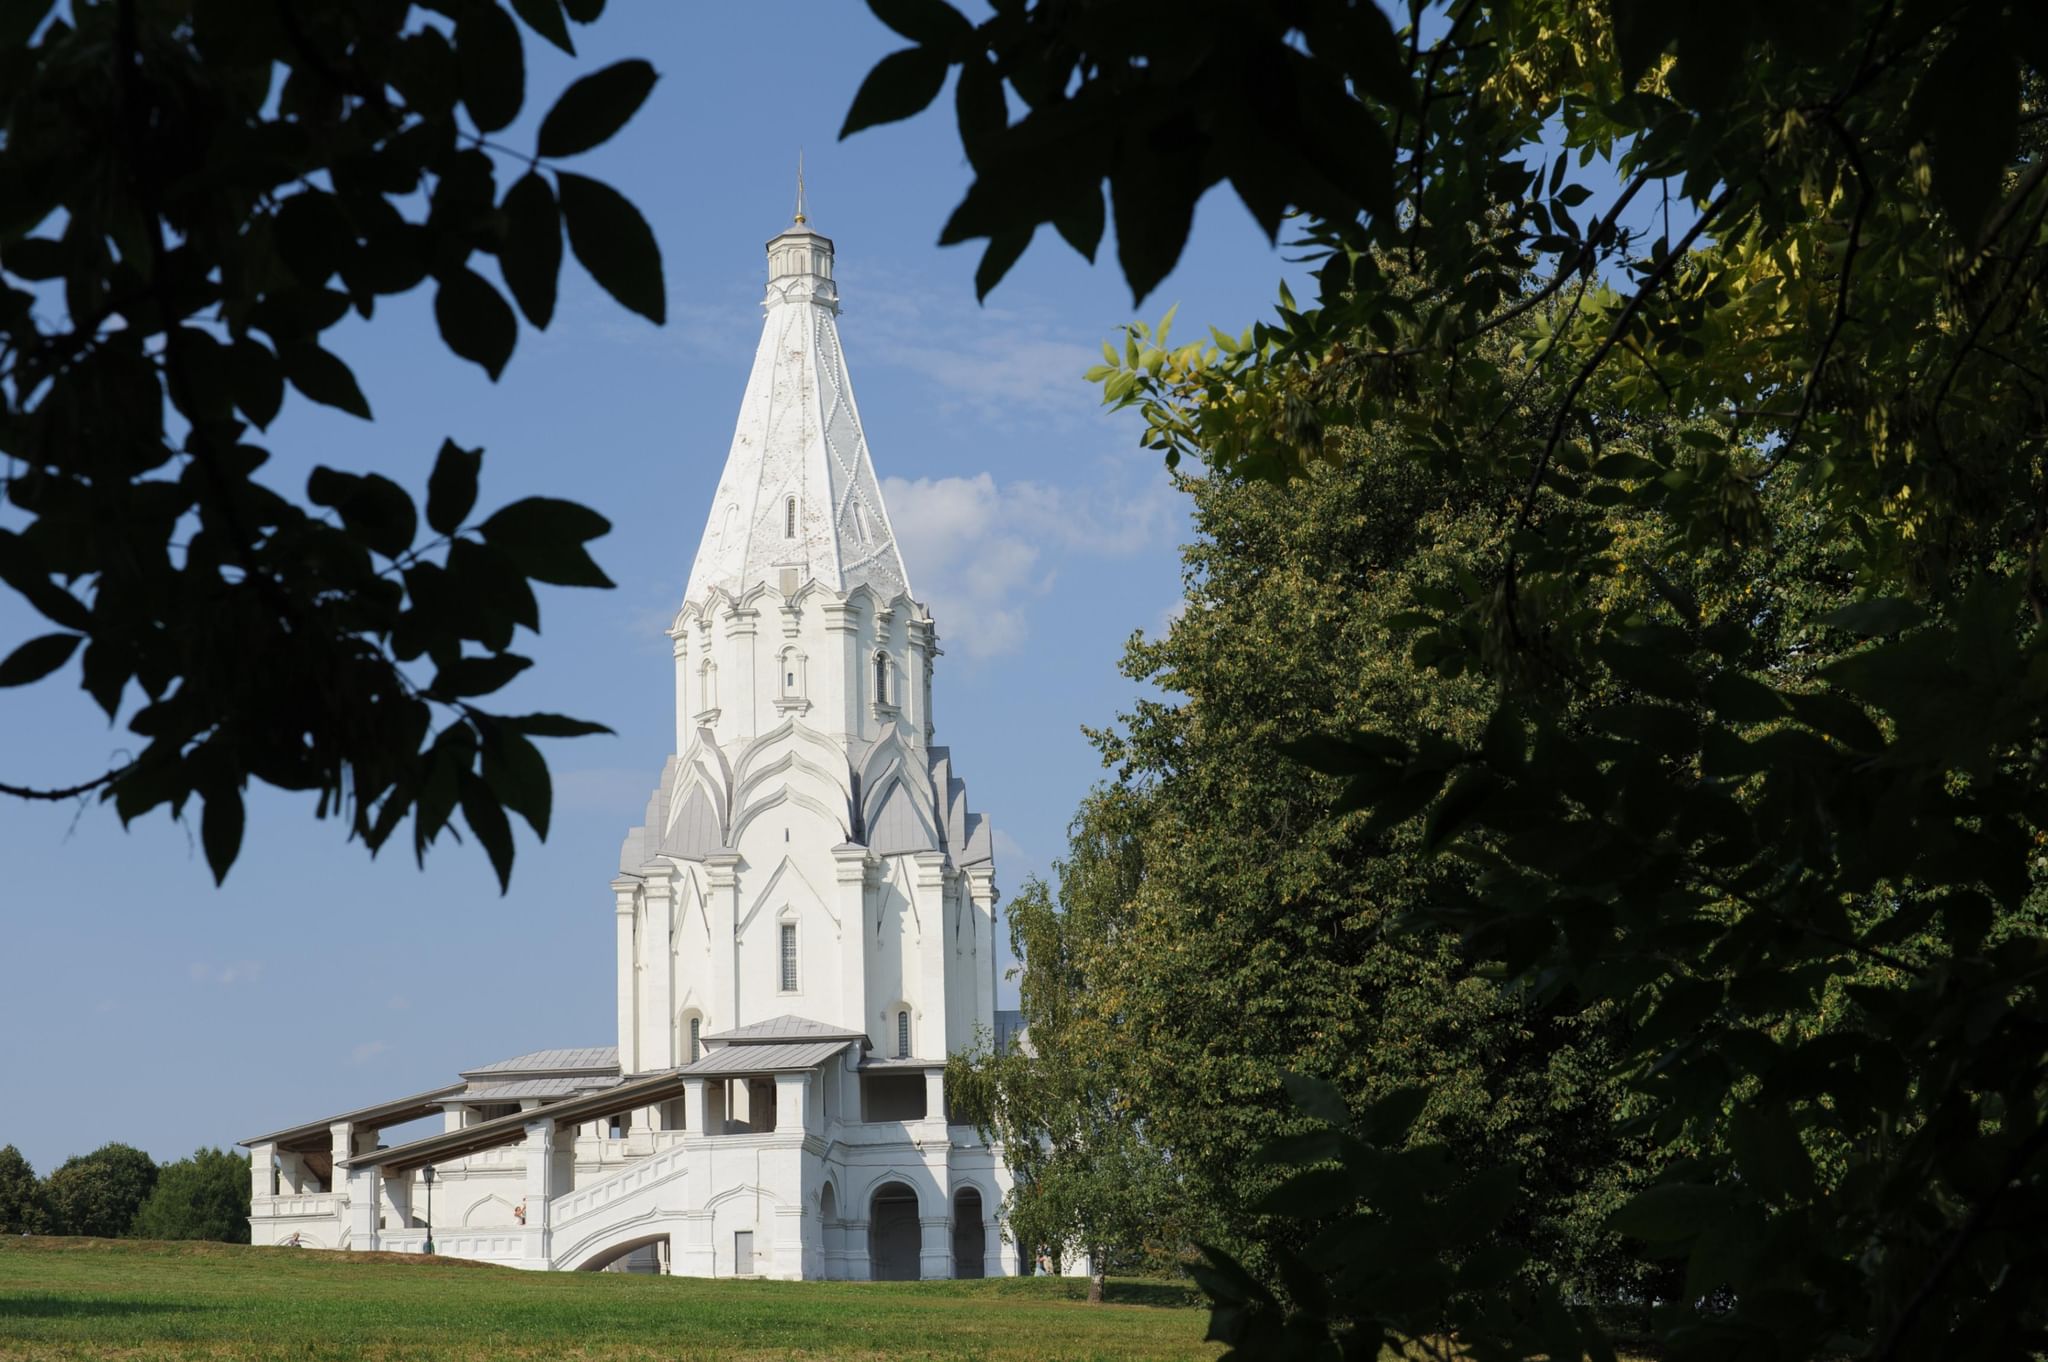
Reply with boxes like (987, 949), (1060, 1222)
(0, 1143), (249, 1243)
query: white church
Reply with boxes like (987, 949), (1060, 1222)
(242, 208), (1023, 1280)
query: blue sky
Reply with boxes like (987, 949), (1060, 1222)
(0, 5), (1316, 1174)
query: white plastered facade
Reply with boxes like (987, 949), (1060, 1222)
(243, 218), (1016, 1280)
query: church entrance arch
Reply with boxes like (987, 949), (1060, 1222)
(952, 1187), (985, 1279)
(869, 1182), (920, 1281)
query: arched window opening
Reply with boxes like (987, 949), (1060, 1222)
(686, 1014), (702, 1063)
(698, 659), (718, 714)
(852, 503), (869, 544)
(780, 922), (798, 992)
(870, 1183), (920, 1281)
(874, 652), (889, 706)
(896, 1009), (911, 1059)
(785, 496), (797, 538)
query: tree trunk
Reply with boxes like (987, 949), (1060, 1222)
(1088, 1245), (1104, 1304)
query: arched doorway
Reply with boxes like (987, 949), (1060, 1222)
(952, 1187), (984, 1279)
(869, 1182), (920, 1281)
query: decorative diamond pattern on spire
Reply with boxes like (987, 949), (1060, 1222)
(683, 225), (910, 607)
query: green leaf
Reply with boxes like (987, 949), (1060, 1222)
(1728, 1104), (1816, 1202)
(426, 440), (483, 536)
(558, 172), (666, 324)
(430, 653), (533, 698)
(508, 0), (574, 55)
(460, 770), (517, 892)
(434, 266), (518, 380)
(840, 47), (949, 138)
(975, 227), (1032, 301)
(0, 533), (92, 631)
(561, 0), (602, 19)
(1282, 1072), (1349, 1128)
(200, 785), (245, 885)
(1422, 767), (1494, 853)
(0, 632), (82, 687)
(456, 2), (525, 133)
(499, 171), (562, 328)
(1919, 33), (2019, 242)
(483, 727), (553, 839)
(868, 0), (971, 48)
(1822, 597), (1925, 637)
(536, 59), (657, 157)
(1607, 1182), (1728, 1244)
(478, 496), (614, 587)
(308, 467), (418, 559)
(230, 338), (284, 430)
(280, 342), (373, 419)
(506, 712), (613, 738)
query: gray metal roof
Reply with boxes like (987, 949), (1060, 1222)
(857, 1055), (939, 1070)
(679, 1039), (852, 1075)
(342, 1069), (689, 1174)
(460, 1046), (619, 1079)
(239, 1083), (467, 1151)
(462, 1075), (623, 1102)
(703, 1015), (868, 1045)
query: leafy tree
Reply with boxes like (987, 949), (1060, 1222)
(0, 0), (664, 887)
(0, 1144), (43, 1235)
(41, 1143), (157, 1239)
(852, 0), (2048, 1355)
(950, 872), (1195, 1302)
(129, 1146), (251, 1243)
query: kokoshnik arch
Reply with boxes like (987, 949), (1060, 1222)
(241, 208), (1023, 1279)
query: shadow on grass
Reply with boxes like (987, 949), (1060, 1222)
(1, 1294), (214, 1321)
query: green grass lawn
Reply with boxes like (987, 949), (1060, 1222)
(0, 1238), (1219, 1361)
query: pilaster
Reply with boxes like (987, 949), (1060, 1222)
(249, 1143), (275, 1204)
(918, 1215), (951, 1280)
(723, 604), (760, 740)
(965, 867), (998, 1042)
(522, 1117), (555, 1270)
(704, 852), (742, 1031)
(611, 876), (641, 1075)
(822, 599), (862, 741)
(911, 850), (949, 1059)
(831, 843), (873, 1046)
(640, 861), (677, 1070)
(347, 1166), (378, 1251)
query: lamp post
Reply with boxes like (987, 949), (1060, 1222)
(421, 1165), (435, 1255)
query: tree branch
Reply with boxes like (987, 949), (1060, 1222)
(0, 765), (130, 801)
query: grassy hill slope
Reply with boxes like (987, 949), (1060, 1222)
(0, 1238), (1215, 1361)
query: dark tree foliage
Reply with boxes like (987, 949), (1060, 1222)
(0, 0), (666, 887)
(129, 1146), (251, 1243)
(0, 1145), (43, 1235)
(40, 1143), (157, 1239)
(851, 0), (2048, 1357)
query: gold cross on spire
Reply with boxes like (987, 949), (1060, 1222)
(794, 150), (807, 225)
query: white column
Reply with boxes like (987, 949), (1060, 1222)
(641, 863), (676, 1070)
(612, 877), (640, 1074)
(924, 1067), (947, 1128)
(683, 1078), (707, 1135)
(522, 1118), (556, 1270)
(347, 1166), (378, 1251)
(774, 1072), (808, 1133)
(705, 853), (741, 1031)
(912, 851), (949, 1059)
(249, 1142), (276, 1205)
(378, 1171), (412, 1233)
(907, 617), (936, 740)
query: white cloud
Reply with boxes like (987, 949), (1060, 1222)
(881, 467), (1179, 659)
(188, 960), (264, 987)
(349, 1040), (390, 1065)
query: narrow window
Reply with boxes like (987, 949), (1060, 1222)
(785, 496), (797, 538)
(689, 1016), (701, 1063)
(875, 653), (888, 706)
(896, 1009), (910, 1059)
(853, 503), (869, 543)
(780, 922), (798, 992)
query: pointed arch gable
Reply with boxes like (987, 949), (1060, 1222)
(735, 853), (839, 937)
